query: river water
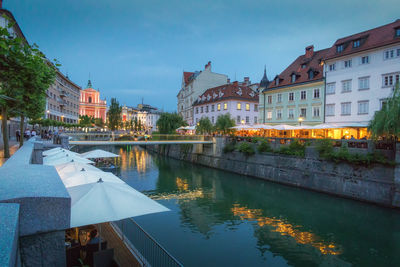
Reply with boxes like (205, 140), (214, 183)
(79, 145), (400, 267)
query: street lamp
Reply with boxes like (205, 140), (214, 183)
(241, 119), (245, 125)
(298, 116), (303, 126)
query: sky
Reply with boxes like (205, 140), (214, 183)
(3, 0), (400, 111)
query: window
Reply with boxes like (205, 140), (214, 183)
(313, 88), (320, 99)
(313, 106), (320, 117)
(196, 118), (199, 123)
(237, 102), (241, 110)
(288, 92), (294, 101)
(254, 104), (258, 111)
(326, 83), (336, 94)
(211, 105), (215, 112)
(195, 107), (199, 114)
(358, 77), (370, 90)
(245, 103), (250, 111)
(267, 111), (272, 120)
(300, 108), (307, 118)
(342, 80), (352, 92)
(344, 59), (352, 68)
(267, 95), (272, 104)
(358, 101), (369, 114)
(308, 70), (314, 79)
(217, 104), (221, 111)
(275, 78), (279, 86)
(380, 99), (388, 110)
(384, 49), (395, 60)
(291, 74), (296, 83)
(212, 116), (214, 123)
(288, 109), (294, 119)
(383, 73), (400, 87)
(341, 102), (351, 115)
(396, 28), (400, 37)
(336, 44), (344, 52)
(246, 116), (249, 123)
(329, 64), (336, 71)
(254, 117), (257, 124)
(301, 91), (307, 100)
(237, 116), (241, 124)
(277, 94), (282, 103)
(206, 106), (209, 113)
(276, 109), (282, 119)
(200, 107), (203, 113)
(224, 103), (227, 110)
(398, 48), (400, 57)
(353, 39), (360, 48)
(360, 56), (369, 64)
(88, 97), (92, 103)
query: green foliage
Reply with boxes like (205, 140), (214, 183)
(156, 112), (187, 134)
(79, 115), (94, 127)
(94, 118), (104, 128)
(237, 142), (255, 156)
(315, 139), (335, 159)
(107, 98), (122, 131)
(215, 113), (235, 134)
(368, 83), (400, 139)
(278, 139), (305, 157)
(196, 117), (214, 134)
(223, 142), (236, 153)
(257, 140), (273, 153)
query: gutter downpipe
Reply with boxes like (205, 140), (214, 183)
(263, 90), (266, 123)
(323, 69), (327, 123)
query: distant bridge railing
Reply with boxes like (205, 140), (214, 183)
(112, 219), (183, 267)
(67, 132), (213, 142)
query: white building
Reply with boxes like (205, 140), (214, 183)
(121, 104), (161, 133)
(177, 61), (228, 125)
(193, 81), (259, 125)
(324, 19), (400, 125)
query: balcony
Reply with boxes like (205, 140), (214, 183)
(60, 90), (67, 97)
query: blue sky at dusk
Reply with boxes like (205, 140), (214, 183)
(4, 0), (400, 111)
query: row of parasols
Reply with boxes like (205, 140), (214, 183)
(230, 122), (368, 131)
(43, 147), (169, 228)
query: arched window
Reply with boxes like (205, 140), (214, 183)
(88, 96), (92, 103)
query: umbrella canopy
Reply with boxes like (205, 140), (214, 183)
(44, 149), (81, 158)
(61, 170), (124, 188)
(43, 147), (65, 156)
(55, 162), (102, 178)
(253, 124), (274, 130)
(271, 124), (298, 130)
(230, 125), (254, 130)
(68, 179), (169, 228)
(44, 155), (94, 166)
(80, 149), (120, 159)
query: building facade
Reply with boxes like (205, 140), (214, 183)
(79, 80), (107, 122)
(46, 71), (80, 124)
(324, 19), (400, 125)
(121, 104), (161, 133)
(260, 46), (328, 125)
(177, 61), (228, 125)
(193, 81), (259, 125)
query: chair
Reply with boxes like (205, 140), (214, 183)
(83, 241), (108, 266)
(66, 246), (81, 267)
(93, 248), (118, 267)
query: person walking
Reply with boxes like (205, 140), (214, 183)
(16, 129), (20, 142)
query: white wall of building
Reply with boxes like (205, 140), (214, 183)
(325, 44), (400, 124)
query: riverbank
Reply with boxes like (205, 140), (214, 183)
(145, 137), (400, 209)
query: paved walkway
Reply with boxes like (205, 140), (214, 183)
(100, 223), (141, 267)
(0, 139), (19, 167)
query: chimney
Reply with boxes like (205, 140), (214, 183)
(244, 77), (250, 85)
(227, 78), (230, 83)
(305, 45), (314, 58)
(204, 61), (211, 71)
(233, 81), (238, 87)
(0, 0), (3, 8)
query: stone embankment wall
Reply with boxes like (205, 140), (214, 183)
(146, 137), (400, 209)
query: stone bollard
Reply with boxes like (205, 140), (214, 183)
(392, 142), (400, 207)
(59, 135), (70, 149)
(32, 142), (44, 164)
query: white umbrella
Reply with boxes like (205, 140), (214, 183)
(68, 179), (169, 228)
(43, 147), (65, 156)
(230, 125), (254, 130)
(271, 124), (298, 130)
(61, 170), (124, 188)
(44, 149), (81, 158)
(80, 149), (119, 159)
(44, 156), (94, 166)
(55, 162), (102, 178)
(253, 124), (274, 130)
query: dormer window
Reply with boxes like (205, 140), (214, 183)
(396, 28), (400, 37)
(301, 64), (307, 69)
(336, 44), (344, 53)
(353, 39), (360, 48)
(291, 74), (296, 83)
(275, 78), (279, 86)
(308, 70), (314, 79)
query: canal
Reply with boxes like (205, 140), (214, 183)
(78, 145), (400, 266)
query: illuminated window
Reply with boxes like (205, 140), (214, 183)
(237, 102), (241, 110)
(217, 104), (221, 111)
(267, 111), (272, 120)
(245, 103), (250, 111)
(224, 103), (227, 110)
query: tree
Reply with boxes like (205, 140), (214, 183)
(369, 83), (400, 139)
(79, 115), (94, 127)
(156, 112), (187, 134)
(196, 117), (213, 134)
(94, 118), (104, 128)
(215, 113), (235, 134)
(107, 98), (122, 131)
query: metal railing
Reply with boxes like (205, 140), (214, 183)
(113, 218), (183, 267)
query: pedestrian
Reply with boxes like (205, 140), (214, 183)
(31, 129), (37, 137)
(24, 129), (31, 140)
(16, 129), (20, 142)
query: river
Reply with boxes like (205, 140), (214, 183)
(78, 145), (400, 267)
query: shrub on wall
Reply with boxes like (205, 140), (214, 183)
(223, 142), (236, 154)
(237, 142), (255, 156)
(258, 140), (273, 153)
(278, 139), (305, 157)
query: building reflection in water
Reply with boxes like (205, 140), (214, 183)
(119, 146), (150, 173)
(231, 204), (341, 256)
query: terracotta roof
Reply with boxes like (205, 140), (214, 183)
(193, 82), (258, 106)
(325, 19), (400, 60)
(266, 48), (329, 91)
(183, 72), (194, 85)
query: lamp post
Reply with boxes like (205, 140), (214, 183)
(298, 116), (303, 126)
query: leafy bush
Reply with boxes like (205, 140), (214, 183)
(258, 140), (273, 153)
(316, 139), (335, 159)
(223, 142), (236, 153)
(237, 142), (255, 156)
(278, 139), (305, 157)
